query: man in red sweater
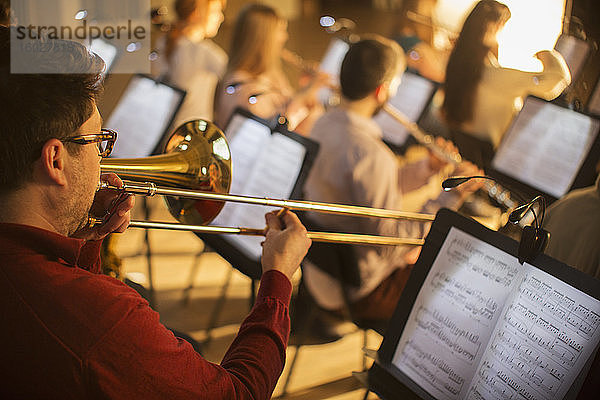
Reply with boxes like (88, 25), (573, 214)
(0, 26), (311, 398)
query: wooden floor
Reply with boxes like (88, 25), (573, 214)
(116, 197), (382, 399)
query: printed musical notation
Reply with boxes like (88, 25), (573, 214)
(415, 306), (482, 364)
(392, 228), (600, 400)
(467, 269), (600, 400)
(431, 271), (499, 324)
(398, 340), (466, 397)
(446, 237), (519, 288)
(393, 228), (522, 400)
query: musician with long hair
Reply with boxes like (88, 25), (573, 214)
(214, 3), (327, 135)
(156, 0), (227, 123)
(441, 0), (570, 147)
(390, 0), (448, 83)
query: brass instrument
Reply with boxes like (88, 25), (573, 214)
(382, 103), (518, 209)
(98, 119), (432, 247)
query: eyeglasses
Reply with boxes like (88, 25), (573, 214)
(63, 128), (117, 158)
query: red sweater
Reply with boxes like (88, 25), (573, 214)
(0, 223), (292, 399)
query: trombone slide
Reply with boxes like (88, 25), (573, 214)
(127, 220), (424, 246)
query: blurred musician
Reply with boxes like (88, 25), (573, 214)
(442, 0), (570, 147)
(543, 173), (600, 279)
(214, 3), (327, 135)
(390, 0), (448, 83)
(0, 26), (311, 398)
(302, 36), (482, 322)
(0, 0), (10, 26)
(155, 0), (227, 123)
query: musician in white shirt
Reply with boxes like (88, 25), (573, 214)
(156, 0), (227, 125)
(303, 36), (482, 321)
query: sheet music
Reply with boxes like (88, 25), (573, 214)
(492, 98), (599, 198)
(213, 116), (306, 260)
(374, 72), (436, 146)
(554, 35), (589, 80)
(107, 76), (183, 158)
(318, 38), (349, 104)
(467, 266), (600, 400)
(392, 228), (523, 400)
(392, 226), (600, 400)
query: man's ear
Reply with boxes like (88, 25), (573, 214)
(39, 139), (68, 186)
(374, 83), (387, 103)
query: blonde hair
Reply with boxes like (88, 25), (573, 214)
(227, 4), (284, 76)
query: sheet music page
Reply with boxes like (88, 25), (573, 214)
(213, 121), (306, 260)
(554, 35), (589, 79)
(392, 227), (523, 400)
(318, 39), (349, 104)
(211, 116), (271, 228)
(374, 72), (435, 146)
(466, 265), (600, 400)
(107, 76), (183, 158)
(492, 99), (599, 198)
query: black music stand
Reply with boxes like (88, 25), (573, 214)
(105, 74), (186, 306)
(374, 70), (439, 154)
(193, 108), (319, 301)
(367, 208), (600, 400)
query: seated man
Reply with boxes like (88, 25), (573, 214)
(303, 36), (481, 322)
(0, 26), (311, 399)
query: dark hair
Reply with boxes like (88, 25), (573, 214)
(0, 26), (105, 194)
(392, 0), (437, 46)
(442, 0), (510, 127)
(340, 37), (403, 101)
(0, 0), (9, 26)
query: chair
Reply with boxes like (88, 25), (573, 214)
(281, 215), (387, 395)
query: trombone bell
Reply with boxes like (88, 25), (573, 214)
(100, 120), (232, 225)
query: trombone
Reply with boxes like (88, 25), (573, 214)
(97, 119), (432, 247)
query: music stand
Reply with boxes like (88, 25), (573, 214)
(196, 107), (319, 282)
(368, 208), (600, 400)
(554, 34), (591, 84)
(489, 96), (600, 203)
(106, 74), (186, 158)
(374, 70), (438, 153)
(105, 74), (186, 305)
